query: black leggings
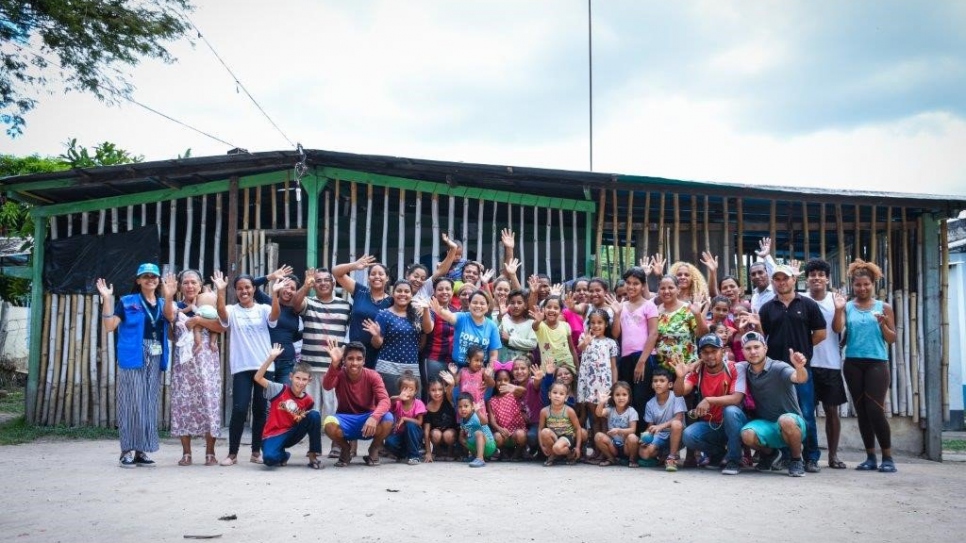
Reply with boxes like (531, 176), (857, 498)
(617, 352), (656, 420)
(228, 370), (269, 456)
(843, 358), (891, 451)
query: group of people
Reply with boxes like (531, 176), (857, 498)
(100, 230), (898, 476)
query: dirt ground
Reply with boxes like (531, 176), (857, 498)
(2, 436), (964, 543)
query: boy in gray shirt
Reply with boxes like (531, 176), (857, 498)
(737, 332), (810, 477)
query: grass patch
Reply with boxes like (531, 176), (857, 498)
(944, 439), (966, 452)
(0, 415), (118, 446)
(0, 389), (25, 413)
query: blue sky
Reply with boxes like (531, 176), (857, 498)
(4, 0), (965, 195)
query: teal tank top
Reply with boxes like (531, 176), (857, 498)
(844, 300), (888, 361)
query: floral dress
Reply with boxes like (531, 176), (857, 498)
(170, 312), (222, 437)
(577, 337), (619, 403)
(655, 305), (698, 371)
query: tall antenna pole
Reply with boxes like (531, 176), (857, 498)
(588, 0), (594, 172)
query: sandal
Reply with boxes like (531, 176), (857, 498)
(543, 455), (557, 467)
(855, 458), (878, 471)
(828, 459), (847, 469)
(597, 459), (613, 467)
(178, 454), (192, 467)
(627, 459), (639, 468)
(308, 458), (323, 470)
(250, 453), (263, 464)
(205, 454), (218, 466)
(362, 455), (381, 466)
(665, 454), (679, 472)
(219, 455), (237, 467)
(566, 451), (578, 466)
(334, 449), (352, 468)
(878, 459), (897, 473)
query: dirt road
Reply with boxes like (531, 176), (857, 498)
(1, 437), (963, 542)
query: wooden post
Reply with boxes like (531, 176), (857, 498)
(349, 182), (358, 264)
(571, 209), (578, 279)
(198, 194), (208, 275)
(332, 179), (341, 267)
(243, 187), (250, 231)
(802, 201), (810, 260)
(920, 214), (943, 459)
(492, 201), (498, 273)
(271, 180), (277, 229)
(559, 208), (566, 280)
(322, 190), (330, 269)
(835, 204), (846, 289)
(35, 294), (51, 421)
(364, 183), (373, 258)
(722, 197), (731, 276)
(462, 198), (470, 253)
(79, 295), (89, 425)
(736, 198), (744, 283)
(182, 197), (193, 272)
(227, 178), (239, 277)
(284, 176), (291, 230)
(168, 199), (176, 271)
(477, 199), (484, 266)
(431, 194), (440, 268)
(214, 194), (223, 272)
(595, 189), (606, 276)
(769, 200), (777, 255)
(894, 291), (907, 415)
(44, 294), (59, 424)
(398, 188), (406, 277)
(672, 193), (680, 264)
(519, 205), (526, 280)
(381, 188), (388, 268)
(656, 193), (665, 258)
(689, 195), (697, 260)
(703, 196), (710, 259)
(611, 190), (619, 277)
(254, 185), (262, 231)
(853, 204), (861, 261)
(448, 196), (455, 238)
(643, 192), (651, 258)
(545, 207), (552, 279)
(870, 205), (878, 266)
(819, 203), (827, 261)
(415, 191), (423, 265)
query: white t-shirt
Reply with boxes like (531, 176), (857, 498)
(803, 292), (843, 370)
(221, 303), (274, 374)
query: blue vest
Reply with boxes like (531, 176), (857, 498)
(116, 293), (169, 371)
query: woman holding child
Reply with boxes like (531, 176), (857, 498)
(163, 270), (225, 467)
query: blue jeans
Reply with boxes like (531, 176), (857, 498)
(683, 405), (748, 462)
(383, 421), (423, 460)
(262, 411), (322, 466)
(794, 370), (819, 462)
(228, 370), (272, 456)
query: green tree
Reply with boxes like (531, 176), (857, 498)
(1, 0), (194, 136)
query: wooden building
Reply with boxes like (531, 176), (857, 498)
(2, 149), (962, 459)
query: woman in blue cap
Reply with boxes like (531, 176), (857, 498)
(97, 263), (170, 468)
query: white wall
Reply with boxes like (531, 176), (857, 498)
(0, 302), (29, 373)
(949, 255), (966, 421)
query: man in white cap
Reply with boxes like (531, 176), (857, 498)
(746, 264), (826, 473)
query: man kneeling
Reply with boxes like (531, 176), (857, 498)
(322, 340), (394, 467)
(737, 332), (810, 477)
(256, 344), (322, 469)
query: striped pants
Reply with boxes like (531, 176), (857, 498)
(117, 340), (162, 453)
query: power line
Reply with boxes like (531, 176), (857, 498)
(183, 14), (296, 148)
(10, 43), (242, 150)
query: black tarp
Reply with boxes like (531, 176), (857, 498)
(44, 225), (160, 294)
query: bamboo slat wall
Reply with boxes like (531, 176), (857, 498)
(32, 179), (939, 426)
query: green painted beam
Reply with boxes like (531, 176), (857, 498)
(30, 170), (292, 218)
(319, 167), (596, 212)
(25, 215), (47, 423)
(302, 174), (326, 268)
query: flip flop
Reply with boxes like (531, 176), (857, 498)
(828, 459), (847, 469)
(334, 449), (352, 468)
(543, 455), (557, 467)
(362, 455), (381, 466)
(308, 459), (323, 470)
(597, 459), (613, 467)
(878, 459), (897, 473)
(855, 458), (878, 471)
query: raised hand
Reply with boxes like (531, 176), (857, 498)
(483, 366), (494, 380)
(650, 254), (666, 276)
(161, 273), (178, 299)
(788, 259), (802, 275)
(689, 292), (708, 315)
(322, 338), (343, 367)
(501, 228), (515, 249)
(530, 363), (545, 381)
(210, 270), (227, 291)
(268, 264), (294, 281)
(738, 312), (761, 331)
(700, 251), (718, 272)
(361, 318), (381, 337)
(544, 357), (556, 376)
(447, 362), (459, 376)
(578, 331), (592, 350)
(268, 342), (284, 359)
(503, 258), (520, 276)
(411, 297), (429, 314)
(95, 278), (114, 298)
(527, 274), (540, 291)
(529, 306), (545, 323)
(604, 292), (622, 314)
(438, 370), (455, 386)
(550, 283), (563, 296)
(442, 233), (457, 249)
(756, 237), (772, 258)
(833, 291), (847, 310)
(304, 268), (317, 289)
(480, 267), (495, 284)
(597, 389), (610, 405)
(638, 256), (652, 270)
(272, 277), (292, 293)
(353, 255), (377, 271)
(428, 297), (443, 314)
(674, 360), (690, 378)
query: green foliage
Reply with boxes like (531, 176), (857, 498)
(0, 415), (119, 445)
(59, 138), (144, 168)
(1, 0), (195, 136)
(945, 439), (966, 452)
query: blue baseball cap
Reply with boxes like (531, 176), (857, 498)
(136, 263), (160, 277)
(697, 334), (723, 350)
